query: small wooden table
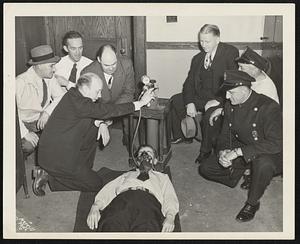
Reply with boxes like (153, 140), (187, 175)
(128, 98), (172, 170)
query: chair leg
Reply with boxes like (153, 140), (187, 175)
(23, 170), (30, 199)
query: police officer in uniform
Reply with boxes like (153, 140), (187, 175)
(199, 70), (282, 222)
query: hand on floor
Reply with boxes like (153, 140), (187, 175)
(87, 204), (101, 230)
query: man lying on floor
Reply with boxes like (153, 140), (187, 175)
(87, 145), (179, 232)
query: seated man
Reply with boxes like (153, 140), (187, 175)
(16, 45), (64, 158)
(54, 30), (93, 90)
(199, 70), (282, 222)
(36, 73), (154, 196)
(87, 145), (179, 232)
(169, 24), (239, 164)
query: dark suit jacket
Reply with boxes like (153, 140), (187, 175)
(218, 91), (282, 163)
(81, 56), (135, 104)
(182, 42), (239, 111)
(38, 88), (135, 175)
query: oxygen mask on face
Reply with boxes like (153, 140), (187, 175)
(137, 151), (153, 171)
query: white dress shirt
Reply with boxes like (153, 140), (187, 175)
(16, 67), (65, 138)
(251, 71), (279, 104)
(93, 169), (179, 218)
(103, 72), (113, 89)
(55, 55), (93, 90)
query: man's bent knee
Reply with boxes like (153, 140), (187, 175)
(21, 138), (36, 155)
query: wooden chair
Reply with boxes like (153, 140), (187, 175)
(16, 107), (30, 198)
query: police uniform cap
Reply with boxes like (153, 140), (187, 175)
(235, 46), (269, 72)
(220, 70), (255, 92)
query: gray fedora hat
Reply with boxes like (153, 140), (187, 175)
(181, 113), (202, 141)
(28, 45), (60, 65)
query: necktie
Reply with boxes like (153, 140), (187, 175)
(204, 53), (212, 70)
(137, 171), (149, 181)
(68, 63), (77, 83)
(41, 79), (48, 108)
(108, 76), (113, 89)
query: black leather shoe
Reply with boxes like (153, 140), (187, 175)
(32, 167), (49, 197)
(171, 138), (193, 144)
(195, 151), (211, 164)
(236, 202), (260, 222)
(240, 174), (251, 190)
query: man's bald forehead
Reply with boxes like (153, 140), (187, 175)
(101, 46), (117, 61)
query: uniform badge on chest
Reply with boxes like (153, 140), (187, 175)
(252, 130), (258, 141)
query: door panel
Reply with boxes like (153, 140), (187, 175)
(45, 16), (133, 60)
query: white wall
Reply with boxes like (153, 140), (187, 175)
(146, 16), (265, 98)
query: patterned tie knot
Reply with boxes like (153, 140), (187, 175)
(204, 52), (212, 70)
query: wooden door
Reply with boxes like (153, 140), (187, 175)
(261, 16), (283, 58)
(15, 17), (48, 75)
(261, 16), (283, 105)
(44, 16), (133, 61)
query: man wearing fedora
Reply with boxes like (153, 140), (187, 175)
(170, 24), (239, 160)
(208, 47), (280, 189)
(16, 44), (64, 159)
(199, 70), (282, 222)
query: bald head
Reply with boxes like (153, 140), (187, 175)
(97, 44), (118, 75)
(77, 72), (103, 102)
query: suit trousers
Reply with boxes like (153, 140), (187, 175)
(98, 189), (164, 232)
(200, 107), (223, 154)
(170, 93), (186, 140)
(22, 121), (42, 160)
(170, 93), (220, 154)
(199, 153), (282, 205)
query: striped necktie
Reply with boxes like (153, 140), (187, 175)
(41, 79), (48, 108)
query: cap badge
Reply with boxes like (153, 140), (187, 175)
(252, 130), (258, 139)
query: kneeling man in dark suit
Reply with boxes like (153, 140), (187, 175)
(34, 72), (154, 196)
(87, 145), (179, 232)
(199, 70), (282, 222)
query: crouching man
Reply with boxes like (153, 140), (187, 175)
(87, 145), (179, 232)
(199, 70), (282, 222)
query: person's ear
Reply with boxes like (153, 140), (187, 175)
(153, 158), (158, 165)
(81, 85), (90, 97)
(97, 57), (102, 63)
(63, 45), (69, 53)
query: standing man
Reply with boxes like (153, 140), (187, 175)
(170, 24), (239, 163)
(81, 44), (136, 146)
(16, 44), (64, 158)
(199, 70), (282, 222)
(35, 73), (154, 196)
(55, 31), (93, 90)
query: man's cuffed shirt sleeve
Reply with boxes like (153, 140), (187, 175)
(161, 175), (179, 218)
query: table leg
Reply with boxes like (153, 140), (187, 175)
(128, 114), (134, 167)
(159, 119), (164, 161)
(165, 113), (171, 154)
